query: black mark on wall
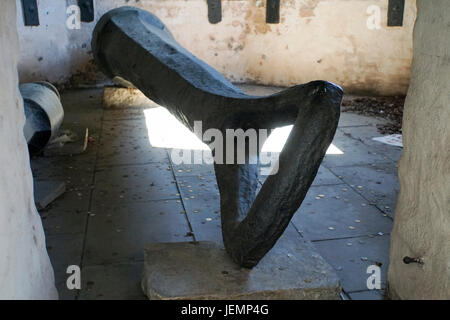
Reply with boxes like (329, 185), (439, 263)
(78, 0), (95, 23)
(266, 0), (280, 24)
(21, 0), (40, 26)
(207, 0), (222, 24)
(388, 0), (405, 27)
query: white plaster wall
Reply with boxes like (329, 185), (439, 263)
(17, 0), (416, 95)
(0, 0), (58, 299)
(387, 0), (450, 299)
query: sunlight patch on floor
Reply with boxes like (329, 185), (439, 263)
(144, 107), (208, 150)
(144, 107), (343, 155)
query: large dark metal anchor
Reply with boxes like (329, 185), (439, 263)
(92, 7), (342, 268)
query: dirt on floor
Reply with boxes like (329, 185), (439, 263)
(342, 96), (406, 134)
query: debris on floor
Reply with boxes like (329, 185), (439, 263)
(44, 126), (89, 156)
(341, 96), (405, 134)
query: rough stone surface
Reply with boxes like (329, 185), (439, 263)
(0, 1), (57, 299)
(142, 241), (340, 300)
(102, 87), (158, 109)
(388, 0), (450, 299)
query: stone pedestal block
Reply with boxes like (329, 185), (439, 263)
(142, 241), (340, 300)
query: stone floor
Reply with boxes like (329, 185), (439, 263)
(31, 85), (401, 300)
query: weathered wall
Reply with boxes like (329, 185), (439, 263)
(0, 1), (58, 299)
(17, 0), (416, 95)
(388, 0), (450, 299)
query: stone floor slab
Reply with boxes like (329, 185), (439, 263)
(46, 234), (84, 300)
(142, 239), (340, 300)
(175, 175), (222, 243)
(60, 89), (104, 131)
(41, 186), (90, 235)
(103, 107), (147, 121)
(93, 163), (178, 203)
(323, 129), (388, 167)
(329, 163), (399, 217)
(313, 235), (390, 292)
(170, 159), (216, 177)
(339, 125), (402, 162)
(84, 200), (193, 265)
(99, 117), (149, 141)
(177, 175), (219, 195)
(79, 262), (147, 300)
(98, 119), (168, 166)
(292, 185), (393, 241)
(311, 165), (344, 186)
(180, 193), (223, 244)
(259, 165), (344, 187)
(31, 155), (96, 189)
